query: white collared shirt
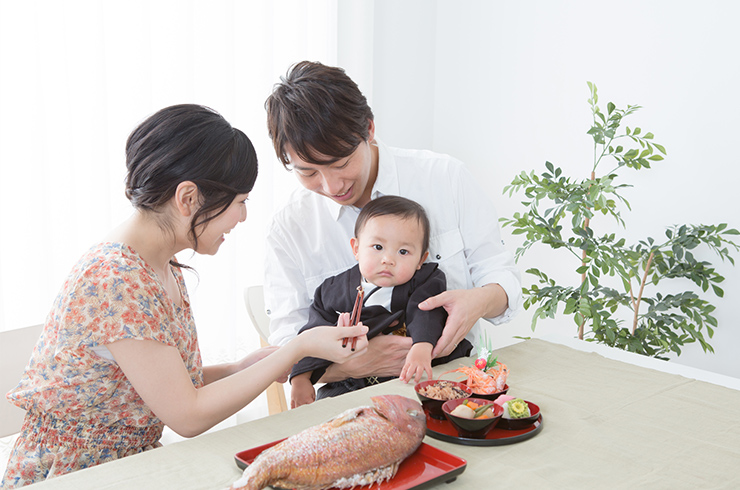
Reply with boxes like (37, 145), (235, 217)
(264, 140), (522, 347)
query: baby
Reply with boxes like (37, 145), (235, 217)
(289, 195), (472, 407)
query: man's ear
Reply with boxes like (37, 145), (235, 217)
(350, 237), (360, 261)
(173, 181), (200, 217)
(417, 251), (430, 270)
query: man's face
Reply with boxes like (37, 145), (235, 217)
(287, 140), (377, 208)
(286, 121), (378, 208)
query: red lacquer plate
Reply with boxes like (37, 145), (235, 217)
(234, 440), (466, 490)
(425, 411), (543, 446)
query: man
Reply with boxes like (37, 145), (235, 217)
(263, 60), (521, 398)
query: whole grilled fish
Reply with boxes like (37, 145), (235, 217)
(228, 394), (426, 490)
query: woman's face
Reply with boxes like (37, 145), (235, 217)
(193, 193), (249, 255)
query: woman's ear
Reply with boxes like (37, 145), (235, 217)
(173, 181), (200, 217)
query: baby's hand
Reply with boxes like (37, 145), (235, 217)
(400, 342), (434, 383)
(290, 377), (316, 409)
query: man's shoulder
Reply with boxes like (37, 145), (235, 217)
(269, 187), (327, 228)
(383, 144), (467, 190)
(319, 264), (359, 289)
(386, 144), (464, 170)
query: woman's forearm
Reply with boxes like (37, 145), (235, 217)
(202, 363), (238, 385)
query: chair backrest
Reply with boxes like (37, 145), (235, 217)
(0, 323), (43, 438)
(244, 285), (271, 343)
(243, 286), (288, 414)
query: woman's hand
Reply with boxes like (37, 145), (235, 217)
(294, 322), (369, 364)
(419, 284), (508, 358)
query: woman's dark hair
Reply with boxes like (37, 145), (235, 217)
(125, 104), (258, 253)
(265, 61), (374, 168)
(354, 196), (431, 253)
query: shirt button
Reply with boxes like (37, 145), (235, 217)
(436, 254), (441, 260)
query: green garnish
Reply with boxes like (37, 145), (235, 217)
(473, 403), (495, 418)
(507, 398), (529, 419)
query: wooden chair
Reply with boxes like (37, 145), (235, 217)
(1, 324), (43, 438)
(244, 286), (288, 415)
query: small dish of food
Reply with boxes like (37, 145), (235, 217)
(462, 381), (510, 401)
(494, 396), (541, 430)
(415, 380), (472, 420)
(443, 335), (510, 401)
(442, 398), (503, 439)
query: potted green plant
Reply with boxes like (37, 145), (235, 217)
(501, 83), (739, 359)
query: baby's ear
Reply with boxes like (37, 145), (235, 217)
(418, 251), (430, 269)
(350, 237), (360, 260)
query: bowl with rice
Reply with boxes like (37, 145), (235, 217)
(414, 380), (472, 420)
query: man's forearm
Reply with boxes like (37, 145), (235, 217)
(318, 362), (350, 383)
(318, 335), (412, 382)
(480, 283), (509, 319)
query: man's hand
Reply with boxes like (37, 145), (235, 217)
(419, 284), (508, 358)
(320, 334), (412, 382)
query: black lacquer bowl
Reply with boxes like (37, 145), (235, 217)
(415, 380), (472, 420)
(442, 398), (503, 439)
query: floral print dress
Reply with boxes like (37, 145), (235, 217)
(1, 243), (203, 488)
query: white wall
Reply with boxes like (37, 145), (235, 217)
(367, 0), (740, 378)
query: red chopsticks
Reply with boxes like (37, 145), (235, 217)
(342, 285), (364, 351)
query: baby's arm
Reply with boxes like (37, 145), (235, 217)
(290, 371), (316, 409)
(400, 342), (434, 383)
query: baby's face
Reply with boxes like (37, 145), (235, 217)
(351, 214), (428, 287)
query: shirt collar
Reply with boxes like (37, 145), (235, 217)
(327, 139), (400, 221)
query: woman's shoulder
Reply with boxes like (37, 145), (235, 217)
(68, 242), (150, 283)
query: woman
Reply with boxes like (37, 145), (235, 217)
(1, 104), (368, 488)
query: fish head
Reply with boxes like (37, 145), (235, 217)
(371, 395), (426, 436)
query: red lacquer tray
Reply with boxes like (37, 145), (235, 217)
(425, 412), (543, 446)
(234, 440), (466, 490)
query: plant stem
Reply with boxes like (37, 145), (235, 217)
(632, 251), (654, 335)
(579, 170), (597, 340)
